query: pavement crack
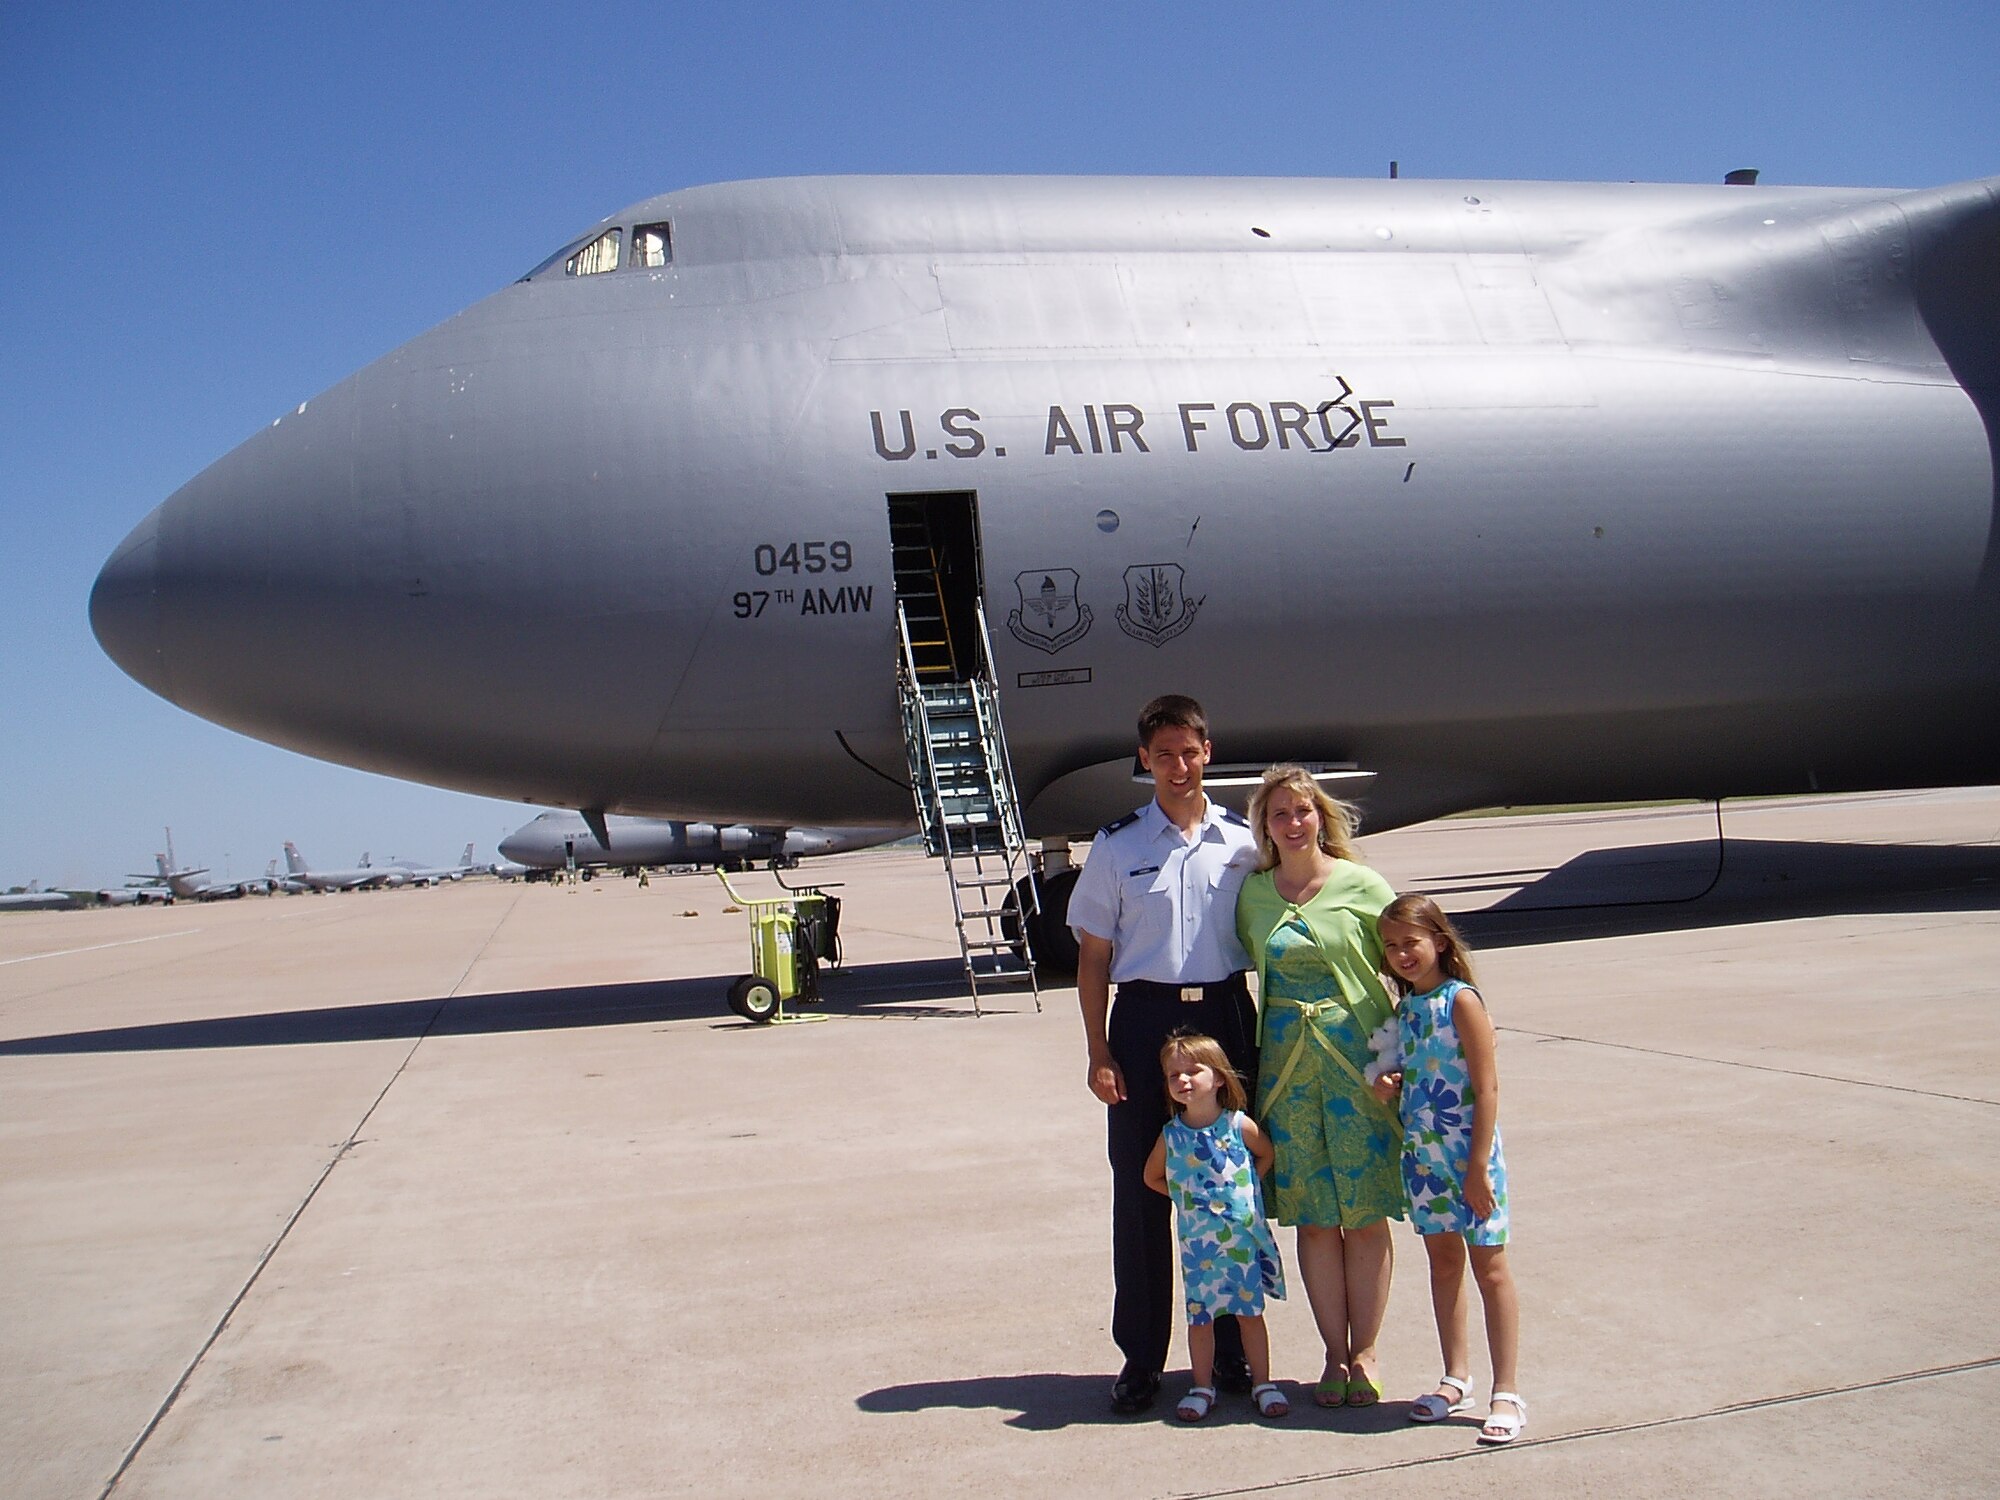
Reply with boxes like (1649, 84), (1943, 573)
(1164, 1355), (2000, 1497)
(1504, 1027), (2000, 1108)
(97, 891), (522, 1499)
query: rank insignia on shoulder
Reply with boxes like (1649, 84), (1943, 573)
(1219, 807), (1250, 826)
(1098, 811), (1141, 837)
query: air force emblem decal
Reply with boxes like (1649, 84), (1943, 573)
(1008, 569), (1092, 654)
(1115, 562), (1202, 646)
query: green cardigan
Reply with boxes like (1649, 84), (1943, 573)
(1236, 860), (1398, 1043)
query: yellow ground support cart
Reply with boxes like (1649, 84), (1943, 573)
(715, 868), (843, 1023)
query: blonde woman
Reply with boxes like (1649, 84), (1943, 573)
(1236, 765), (1405, 1407)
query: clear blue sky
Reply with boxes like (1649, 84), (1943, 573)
(3, 2), (1995, 889)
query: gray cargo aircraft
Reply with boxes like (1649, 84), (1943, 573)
(91, 171), (2000, 934)
(497, 811), (907, 874)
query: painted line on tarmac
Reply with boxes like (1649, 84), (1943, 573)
(96, 889), (524, 1500)
(0, 929), (201, 967)
(1180, 1354), (2000, 1497)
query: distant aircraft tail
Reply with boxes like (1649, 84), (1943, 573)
(460, 843), (475, 867)
(283, 841), (308, 876)
(155, 852), (171, 878)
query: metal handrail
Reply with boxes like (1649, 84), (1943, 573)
(971, 599), (1035, 863)
(895, 599), (948, 854)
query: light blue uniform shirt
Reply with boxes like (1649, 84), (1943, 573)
(1066, 798), (1260, 985)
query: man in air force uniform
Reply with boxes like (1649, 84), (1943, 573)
(1067, 694), (1262, 1414)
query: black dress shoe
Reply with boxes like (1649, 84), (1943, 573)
(1109, 1365), (1162, 1414)
(1213, 1355), (1254, 1394)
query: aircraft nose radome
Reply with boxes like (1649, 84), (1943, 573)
(90, 510), (167, 698)
(498, 826), (555, 863)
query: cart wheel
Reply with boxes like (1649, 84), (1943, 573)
(727, 974), (782, 1023)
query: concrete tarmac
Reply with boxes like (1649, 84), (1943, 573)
(3, 790), (1997, 1498)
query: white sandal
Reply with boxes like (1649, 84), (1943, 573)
(1177, 1385), (1217, 1422)
(1253, 1382), (1289, 1419)
(1478, 1392), (1527, 1445)
(1408, 1374), (1474, 1423)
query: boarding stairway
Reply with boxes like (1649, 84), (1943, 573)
(893, 577), (1041, 1014)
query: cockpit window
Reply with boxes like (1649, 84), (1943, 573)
(634, 222), (672, 268)
(566, 228), (621, 277)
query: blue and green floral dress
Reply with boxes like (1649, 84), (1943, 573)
(1258, 918), (1407, 1227)
(1398, 978), (1510, 1244)
(1163, 1110), (1287, 1324)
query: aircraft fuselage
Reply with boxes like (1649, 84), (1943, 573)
(92, 174), (2000, 832)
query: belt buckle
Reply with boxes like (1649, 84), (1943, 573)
(1179, 986), (1202, 1004)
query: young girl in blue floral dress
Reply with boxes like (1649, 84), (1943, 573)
(1143, 1030), (1289, 1421)
(1372, 895), (1527, 1445)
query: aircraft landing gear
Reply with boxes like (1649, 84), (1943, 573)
(1006, 865), (1081, 978)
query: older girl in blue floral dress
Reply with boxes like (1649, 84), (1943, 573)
(1372, 895), (1527, 1445)
(1144, 1030), (1289, 1422)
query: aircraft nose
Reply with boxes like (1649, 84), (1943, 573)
(89, 510), (166, 697)
(85, 308), (707, 805)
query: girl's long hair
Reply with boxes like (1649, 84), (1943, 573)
(1160, 1029), (1248, 1115)
(1246, 763), (1362, 871)
(1378, 893), (1478, 991)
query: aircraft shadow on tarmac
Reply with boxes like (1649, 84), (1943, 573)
(0, 957), (989, 1056)
(1443, 834), (1999, 949)
(3, 839), (1993, 1057)
(854, 1371), (1421, 1432)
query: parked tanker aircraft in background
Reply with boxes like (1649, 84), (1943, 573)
(382, 844), (479, 885)
(94, 885), (174, 907)
(281, 842), (406, 892)
(91, 169), (2000, 943)
(0, 884), (87, 913)
(132, 830), (274, 901)
(498, 811), (908, 874)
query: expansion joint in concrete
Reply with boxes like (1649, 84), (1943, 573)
(1176, 1354), (2000, 1498)
(95, 892), (522, 1499)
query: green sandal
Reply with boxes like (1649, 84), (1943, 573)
(1313, 1365), (1349, 1408)
(1346, 1372), (1383, 1407)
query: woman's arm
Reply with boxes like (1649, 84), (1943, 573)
(1236, 874), (1270, 998)
(1239, 1114), (1275, 1176)
(1143, 1133), (1170, 1197)
(1357, 868), (1396, 970)
(1455, 988), (1500, 1220)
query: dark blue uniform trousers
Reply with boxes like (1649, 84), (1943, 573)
(1105, 975), (1260, 1375)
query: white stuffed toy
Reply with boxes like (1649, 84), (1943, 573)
(1362, 1019), (1403, 1084)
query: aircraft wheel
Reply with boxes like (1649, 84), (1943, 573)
(727, 974), (782, 1023)
(1006, 867), (1081, 978)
